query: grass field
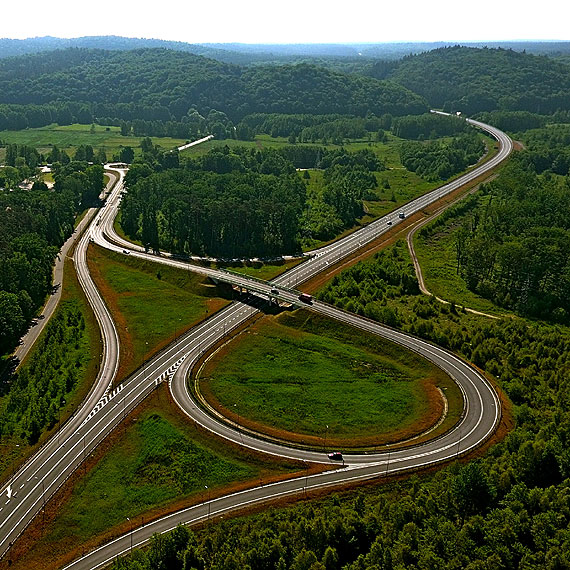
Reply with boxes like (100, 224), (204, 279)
(10, 385), (304, 570)
(0, 123), (185, 161)
(413, 198), (510, 316)
(87, 245), (231, 382)
(200, 310), (461, 448)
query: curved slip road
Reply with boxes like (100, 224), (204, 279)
(1, 117), (511, 568)
(0, 172), (122, 559)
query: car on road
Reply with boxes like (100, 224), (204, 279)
(298, 293), (312, 304)
(399, 212), (406, 219)
(386, 220), (392, 226)
(123, 250), (130, 254)
(328, 451), (343, 460)
(271, 288), (279, 295)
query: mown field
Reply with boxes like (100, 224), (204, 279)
(0, 123), (185, 161)
(199, 310), (461, 448)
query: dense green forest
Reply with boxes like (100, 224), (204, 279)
(1, 45), (570, 138)
(0, 48), (427, 133)
(2, 46), (570, 143)
(399, 134), (485, 181)
(416, 152), (570, 322)
(0, 160), (104, 355)
(110, 241), (570, 570)
(119, 143), (384, 256)
(517, 124), (570, 174)
(370, 46), (570, 115)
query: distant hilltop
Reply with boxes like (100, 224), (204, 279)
(0, 36), (569, 64)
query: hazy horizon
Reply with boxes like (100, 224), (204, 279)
(3, 0), (569, 45)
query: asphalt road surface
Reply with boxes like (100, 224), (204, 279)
(0, 116), (512, 568)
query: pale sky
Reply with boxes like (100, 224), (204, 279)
(2, 0), (568, 44)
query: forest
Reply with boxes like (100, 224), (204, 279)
(1, 45), (569, 143)
(447, 157), (570, 321)
(371, 45), (570, 115)
(0, 48), (427, 130)
(0, 159), (104, 356)
(119, 144), (384, 257)
(399, 133), (486, 181)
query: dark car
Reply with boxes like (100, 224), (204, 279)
(328, 451), (343, 461)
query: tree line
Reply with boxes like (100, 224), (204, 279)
(391, 113), (470, 140)
(0, 161), (104, 355)
(119, 143), (384, 257)
(399, 133), (485, 181)
(515, 124), (570, 175)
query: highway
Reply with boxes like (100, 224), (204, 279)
(10, 171), (119, 369)
(0, 175), (122, 559)
(0, 115), (512, 568)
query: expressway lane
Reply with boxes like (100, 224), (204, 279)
(1, 116), (512, 567)
(0, 173), (123, 559)
(57, 117), (510, 568)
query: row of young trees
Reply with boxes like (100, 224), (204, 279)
(240, 113), (394, 143)
(391, 113), (470, 140)
(0, 101), (94, 131)
(118, 111), (475, 147)
(0, 301), (88, 443)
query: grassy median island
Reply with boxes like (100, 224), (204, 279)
(87, 245), (232, 381)
(199, 311), (461, 449)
